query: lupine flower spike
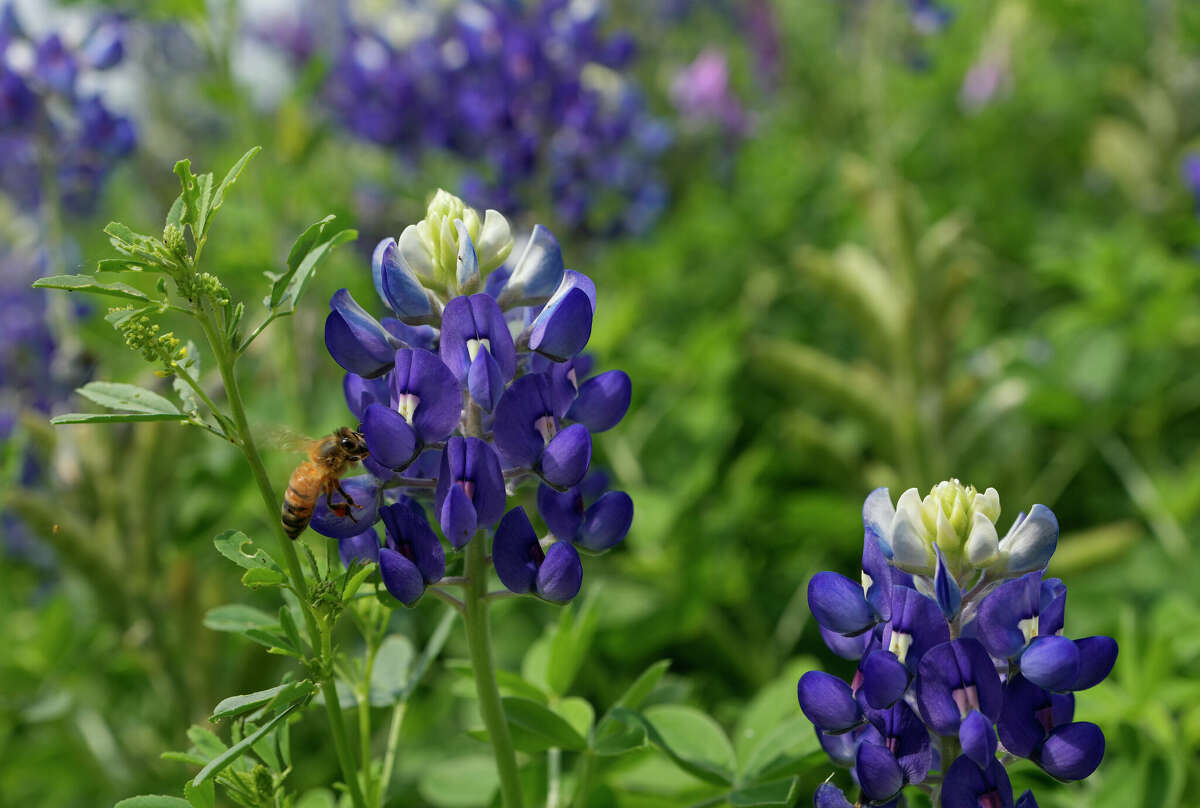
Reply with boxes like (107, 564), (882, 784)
(315, 190), (632, 605)
(799, 481), (1117, 807)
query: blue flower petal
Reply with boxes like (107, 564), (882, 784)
(1020, 636), (1081, 692)
(493, 506), (540, 594)
(808, 571), (874, 636)
(797, 671), (862, 733)
(536, 541), (583, 603)
(959, 709), (997, 768)
(362, 403), (418, 471)
(1037, 722), (1104, 781)
(577, 490), (633, 553)
(325, 289), (397, 378)
(379, 546), (426, 605)
(309, 475), (380, 538)
(566, 370), (631, 432)
(539, 423), (591, 488)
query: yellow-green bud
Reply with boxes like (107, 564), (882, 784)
(163, 223), (187, 258)
(403, 188), (512, 294)
(891, 479), (1001, 577)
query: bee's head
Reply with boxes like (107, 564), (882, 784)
(334, 426), (368, 461)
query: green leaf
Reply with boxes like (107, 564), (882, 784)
(592, 712), (647, 756)
(417, 755), (498, 808)
(165, 195), (185, 229)
(279, 605), (303, 655)
(241, 567), (285, 588)
(192, 703), (299, 787)
(213, 530), (282, 572)
(209, 147), (260, 218)
(203, 604), (278, 633)
(557, 696), (595, 740)
(739, 717), (822, 783)
(728, 778), (801, 808)
(369, 635), (415, 707)
(172, 160), (204, 231)
(97, 257), (149, 273)
(33, 275), (150, 303)
(209, 680), (313, 722)
(104, 222), (171, 265)
(184, 779), (214, 808)
(51, 412), (188, 425)
(186, 725), (227, 758)
(76, 382), (180, 415)
(114, 797), (192, 808)
(501, 697), (587, 751)
(342, 560), (376, 600)
(446, 659), (549, 703)
(611, 706), (735, 785)
(267, 217), (357, 313)
(546, 591), (600, 695)
(612, 659), (671, 712)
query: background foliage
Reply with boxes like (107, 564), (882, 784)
(3, 0), (1200, 805)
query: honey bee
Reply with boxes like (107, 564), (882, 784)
(281, 426), (369, 539)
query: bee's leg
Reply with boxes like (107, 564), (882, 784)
(324, 484), (353, 520)
(335, 479), (363, 510)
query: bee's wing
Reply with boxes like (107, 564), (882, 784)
(257, 424), (319, 454)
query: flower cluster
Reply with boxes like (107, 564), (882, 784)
(317, 190), (632, 605)
(0, 5), (134, 213)
(323, 0), (670, 235)
(800, 481), (1117, 808)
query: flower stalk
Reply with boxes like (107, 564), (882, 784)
(195, 301), (368, 808)
(462, 534), (525, 808)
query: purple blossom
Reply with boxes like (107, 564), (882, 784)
(670, 48), (748, 136)
(318, 0), (670, 235)
(312, 192), (630, 606)
(0, 6), (135, 213)
(798, 483), (1115, 806)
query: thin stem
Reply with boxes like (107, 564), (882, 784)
(197, 305), (367, 808)
(174, 365), (227, 421)
(320, 617), (367, 808)
(438, 576), (470, 587)
(428, 587), (466, 612)
(463, 535), (524, 808)
(379, 701), (408, 806)
(378, 607), (458, 803)
(569, 749), (595, 808)
(546, 748), (561, 808)
(485, 590), (519, 601)
(359, 639), (381, 796)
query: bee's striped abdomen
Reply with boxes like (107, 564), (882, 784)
(282, 462), (320, 539)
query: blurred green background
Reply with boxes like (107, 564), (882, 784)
(3, 0), (1200, 805)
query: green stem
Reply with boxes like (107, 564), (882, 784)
(546, 748), (561, 808)
(463, 536), (524, 808)
(378, 701), (408, 807)
(569, 750), (595, 808)
(197, 307), (367, 808)
(359, 640), (380, 798)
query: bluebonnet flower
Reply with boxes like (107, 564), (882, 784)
(908, 0), (953, 35)
(1182, 153), (1200, 213)
(799, 481), (1117, 807)
(320, 1), (670, 235)
(0, 234), (90, 563)
(0, 4), (135, 213)
(313, 190), (631, 606)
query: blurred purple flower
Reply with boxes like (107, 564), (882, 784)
(319, 0), (670, 235)
(670, 48), (748, 137)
